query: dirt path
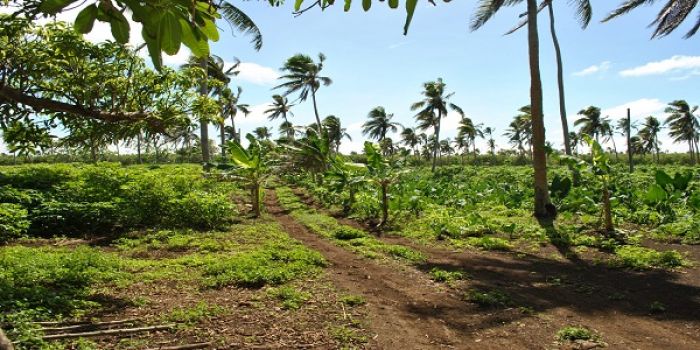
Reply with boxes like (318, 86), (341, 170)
(287, 188), (700, 349)
(266, 191), (506, 350)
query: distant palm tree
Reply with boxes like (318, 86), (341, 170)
(483, 126), (496, 155)
(411, 78), (464, 171)
(220, 86), (249, 144)
(504, 106), (533, 157)
(265, 94), (295, 139)
(453, 134), (470, 164)
(363, 107), (401, 141)
(568, 131), (580, 155)
(440, 138), (455, 157)
(603, 0), (700, 38)
(638, 116), (663, 163)
(253, 127), (272, 140)
(279, 120), (295, 140)
(400, 127), (421, 155)
(323, 115), (352, 153)
(665, 100), (699, 164)
(274, 53), (332, 133)
(379, 137), (396, 156)
(600, 117), (618, 160)
(575, 106), (605, 143)
(505, 118), (526, 156)
(457, 117), (483, 161)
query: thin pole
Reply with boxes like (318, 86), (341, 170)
(627, 108), (633, 173)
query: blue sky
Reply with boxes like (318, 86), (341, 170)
(2, 1), (700, 154)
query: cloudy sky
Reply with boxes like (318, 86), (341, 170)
(2, 1), (700, 154)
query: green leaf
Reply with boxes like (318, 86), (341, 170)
(294, 0), (304, 11)
(180, 19), (209, 57)
(388, 0), (399, 9)
(142, 26), (163, 69)
(159, 11), (182, 56)
(344, 0), (351, 11)
(200, 18), (220, 42)
(404, 0), (418, 35)
(655, 170), (673, 191)
(645, 184), (667, 204)
(38, 0), (77, 14)
(672, 172), (692, 191)
(74, 4), (98, 34)
(362, 0), (371, 11)
(109, 10), (131, 44)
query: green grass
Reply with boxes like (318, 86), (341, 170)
(164, 301), (226, 326)
(464, 288), (513, 308)
(267, 286), (312, 310)
(429, 268), (467, 283)
(339, 295), (366, 307)
(556, 326), (596, 342)
(611, 245), (689, 270)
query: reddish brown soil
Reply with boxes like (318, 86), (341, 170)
(280, 189), (700, 350)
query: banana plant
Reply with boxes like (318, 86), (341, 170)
(220, 135), (272, 218)
(364, 141), (404, 229)
(325, 156), (367, 215)
(645, 169), (699, 219)
(561, 135), (615, 234)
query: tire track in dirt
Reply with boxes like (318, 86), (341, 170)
(265, 191), (494, 350)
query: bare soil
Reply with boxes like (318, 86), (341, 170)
(278, 189), (700, 350)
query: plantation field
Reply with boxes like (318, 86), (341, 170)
(1, 163), (700, 349)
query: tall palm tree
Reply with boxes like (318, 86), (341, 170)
(600, 117), (618, 160)
(188, 2), (262, 163)
(603, 0), (700, 38)
(220, 86), (249, 144)
(472, 0), (554, 218)
(453, 134), (470, 164)
(457, 117), (483, 161)
(411, 78), (464, 172)
(440, 138), (455, 157)
(575, 106), (605, 142)
(323, 115), (352, 154)
(274, 53), (332, 133)
(400, 127), (421, 155)
(253, 127), (272, 140)
(483, 126), (496, 155)
(638, 115), (663, 163)
(265, 94), (295, 139)
(665, 100), (699, 164)
(363, 107), (401, 141)
(504, 111), (532, 156)
(500, 0), (592, 157)
(279, 120), (295, 141)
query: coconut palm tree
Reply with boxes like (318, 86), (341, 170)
(483, 126), (496, 155)
(400, 127), (421, 155)
(411, 78), (464, 172)
(504, 117), (526, 156)
(638, 116), (663, 163)
(265, 94), (295, 139)
(187, 2), (262, 162)
(457, 117), (483, 161)
(472, 0), (558, 217)
(363, 107), (402, 141)
(220, 86), (249, 145)
(278, 120), (295, 141)
(603, 0), (700, 38)
(323, 115), (352, 154)
(665, 100), (699, 164)
(440, 138), (455, 157)
(575, 106), (605, 142)
(253, 127), (272, 140)
(600, 117), (618, 160)
(274, 53), (332, 133)
(453, 134), (470, 164)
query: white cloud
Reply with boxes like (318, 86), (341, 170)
(162, 47), (192, 66)
(347, 122), (364, 132)
(600, 98), (666, 119)
(620, 55), (700, 77)
(339, 139), (366, 154)
(573, 61), (611, 77)
(234, 62), (280, 86)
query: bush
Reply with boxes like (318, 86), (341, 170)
(333, 226), (366, 240)
(29, 201), (119, 237)
(612, 245), (688, 270)
(165, 192), (234, 230)
(0, 204), (30, 242)
(465, 288), (513, 308)
(556, 326), (595, 342)
(0, 186), (43, 208)
(0, 164), (72, 190)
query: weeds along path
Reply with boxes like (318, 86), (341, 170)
(266, 190), (495, 350)
(288, 187), (700, 349)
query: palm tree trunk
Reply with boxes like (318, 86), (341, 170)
(432, 110), (442, 172)
(527, 0), (552, 218)
(611, 136), (619, 161)
(311, 88), (323, 134)
(199, 58), (210, 163)
(602, 184), (614, 233)
(547, 1), (572, 157)
(251, 182), (260, 218)
(220, 123), (226, 159)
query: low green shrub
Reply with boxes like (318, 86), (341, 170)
(267, 286), (311, 310)
(556, 326), (595, 342)
(465, 288), (513, 308)
(0, 203), (30, 242)
(333, 226), (367, 240)
(165, 191), (234, 230)
(29, 201), (119, 237)
(612, 245), (689, 270)
(466, 236), (513, 251)
(429, 268), (466, 283)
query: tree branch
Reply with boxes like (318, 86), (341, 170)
(0, 85), (164, 131)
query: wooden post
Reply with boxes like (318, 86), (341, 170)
(627, 108), (633, 173)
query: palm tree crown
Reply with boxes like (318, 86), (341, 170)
(665, 100), (699, 163)
(575, 106), (605, 142)
(274, 53), (332, 133)
(363, 107), (401, 141)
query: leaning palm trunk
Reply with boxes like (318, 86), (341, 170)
(527, 0), (552, 218)
(432, 110), (442, 172)
(311, 89), (323, 134)
(547, 1), (572, 158)
(199, 58), (210, 163)
(220, 123), (226, 159)
(0, 328), (13, 350)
